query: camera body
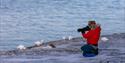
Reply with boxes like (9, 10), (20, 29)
(77, 26), (90, 34)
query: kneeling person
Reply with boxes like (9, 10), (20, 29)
(79, 21), (101, 57)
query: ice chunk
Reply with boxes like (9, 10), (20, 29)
(101, 37), (109, 42)
(68, 36), (73, 40)
(17, 45), (26, 50)
(34, 40), (44, 46)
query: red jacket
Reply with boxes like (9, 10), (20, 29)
(82, 26), (101, 45)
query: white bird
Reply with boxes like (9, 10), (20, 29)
(101, 37), (109, 42)
(62, 36), (66, 40)
(34, 40), (43, 46)
(68, 36), (73, 40)
(17, 45), (26, 50)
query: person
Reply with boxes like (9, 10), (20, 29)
(77, 21), (101, 57)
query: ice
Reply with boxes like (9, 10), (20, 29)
(34, 41), (43, 46)
(16, 45), (26, 50)
(101, 37), (109, 42)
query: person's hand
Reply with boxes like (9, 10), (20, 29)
(85, 31), (89, 34)
(82, 38), (87, 41)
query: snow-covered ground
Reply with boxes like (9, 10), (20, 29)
(0, 33), (125, 63)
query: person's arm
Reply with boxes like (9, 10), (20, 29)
(83, 30), (94, 39)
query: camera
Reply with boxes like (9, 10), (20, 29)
(77, 26), (90, 34)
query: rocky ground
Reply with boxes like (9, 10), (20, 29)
(0, 33), (125, 63)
